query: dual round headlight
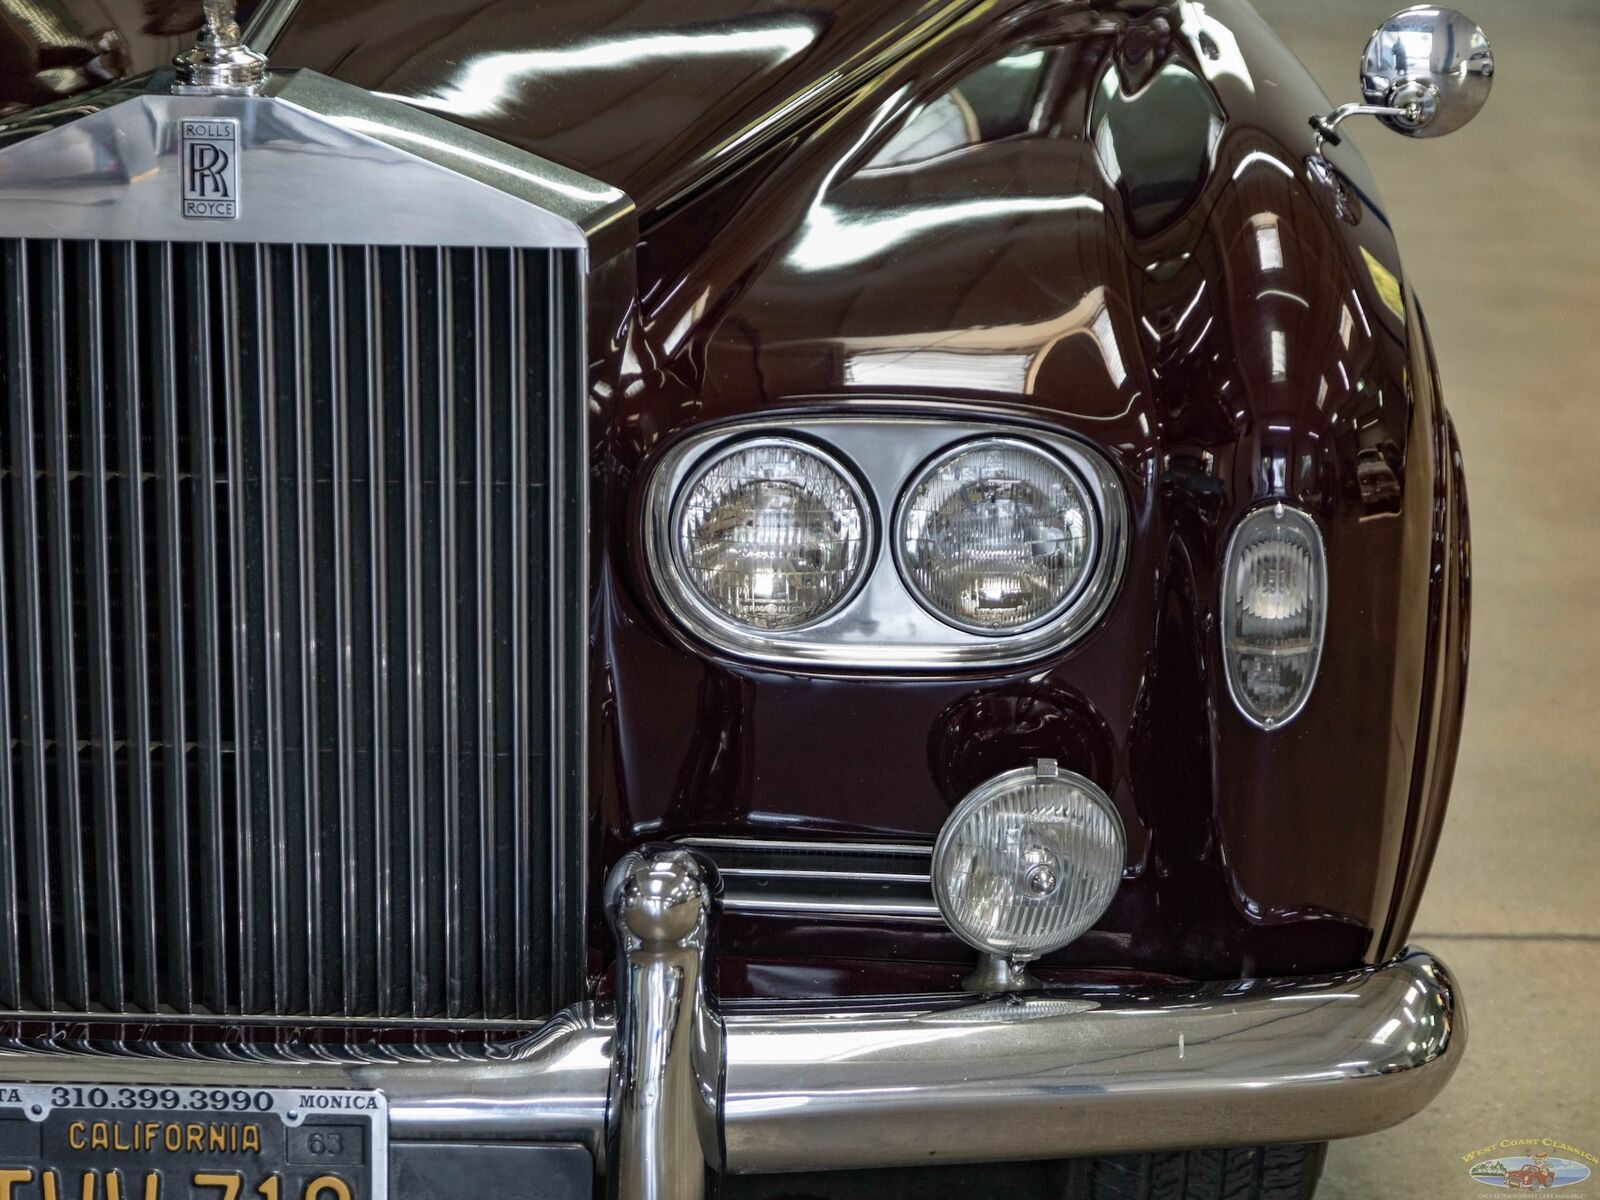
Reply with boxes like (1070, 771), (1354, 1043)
(897, 439), (1095, 634)
(666, 434), (1102, 639)
(672, 438), (871, 632)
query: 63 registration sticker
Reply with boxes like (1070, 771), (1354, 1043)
(0, 1085), (386, 1200)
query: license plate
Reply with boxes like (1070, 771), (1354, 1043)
(0, 1085), (387, 1200)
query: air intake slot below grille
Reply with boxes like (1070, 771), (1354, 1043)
(677, 837), (939, 921)
(0, 237), (584, 1024)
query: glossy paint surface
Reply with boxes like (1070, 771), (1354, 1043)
(580, 0), (1465, 983)
(0, 0), (1470, 992)
(268, 0), (983, 209)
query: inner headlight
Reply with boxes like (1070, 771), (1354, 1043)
(895, 438), (1097, 634)
(670, 437), (871, 633)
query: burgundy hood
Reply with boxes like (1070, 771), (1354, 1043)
(269, 0), (980, 206)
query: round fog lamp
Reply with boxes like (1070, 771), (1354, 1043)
(932, 760), (1124, 964)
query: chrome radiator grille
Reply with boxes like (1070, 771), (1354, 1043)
(0, 237), (585, 1024)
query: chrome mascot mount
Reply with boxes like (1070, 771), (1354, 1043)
(173, 0), (268, 94)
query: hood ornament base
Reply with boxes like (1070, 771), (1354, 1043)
(173, 0), (266, 94)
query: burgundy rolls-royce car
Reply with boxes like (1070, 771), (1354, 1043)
(0, 1), (1490, 1198)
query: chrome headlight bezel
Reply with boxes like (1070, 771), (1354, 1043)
(644, 417), (1128, 670)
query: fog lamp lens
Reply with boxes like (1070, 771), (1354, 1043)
(1222, 503), (1327, 729)
(673, 438), (870, 632)
(932, 761), (1125, 962)
(896, 438), (1096, 634)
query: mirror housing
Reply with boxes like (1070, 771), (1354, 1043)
(1313, 7), (1493, 147)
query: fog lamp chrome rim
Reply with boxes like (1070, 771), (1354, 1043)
(931, 760), (1126, 964)
(893, 436), (1102, 637)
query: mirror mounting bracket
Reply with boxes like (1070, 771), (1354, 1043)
(1311, 101), (1423, 150)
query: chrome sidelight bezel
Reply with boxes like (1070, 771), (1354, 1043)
(644, 416), (1128, 669)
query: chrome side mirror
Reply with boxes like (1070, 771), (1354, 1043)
(1313, 7), (1493, 147)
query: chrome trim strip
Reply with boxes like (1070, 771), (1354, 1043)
(724, 896), (942, 920)
(644, 417), (1129, 669)
(0, 950), (1464, 1175)
(675, 835), (939, 921)
(676, 836), (931, 859)
(716, 867), (929, 883)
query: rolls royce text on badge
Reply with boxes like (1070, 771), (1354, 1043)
(0, 2), (1492, 1199)
(178, 119), (240, 220)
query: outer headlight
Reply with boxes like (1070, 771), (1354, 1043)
(895, 438), (1097, 634)
(669, 437), (871, 633)
(932, 760), (1125, 963)
(1221, 502), (1327, 729)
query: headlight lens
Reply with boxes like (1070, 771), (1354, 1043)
(672, 438), (871, 632)
(1221, 502), (1327, 729)
(896, 438), (1096, 634)
(932, 761), (1125, 962)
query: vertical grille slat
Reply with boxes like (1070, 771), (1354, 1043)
(366, 247), (396, 1019)
(475, 250), (500, 1019)
(6, 246), (50, 1015)
(330, 247), (360, 1019)
(4, 241), (53, 1012)
(148, 243), (194, 1012)
(291, 246), (326, 1016)
(510, 251), (539, 1018)
(549, 247), (586, 1004)
(184, 245), (230, 1015)
(109, 242), (160, 1014)
(39, 241), (90, 1012)
(1, 236), (575, 1025)
(261, 245), (292, 1017)
(440, 249), (463, 1020)
(76, 241), (127, 1012)
(0, 484), (18, 1011)
(221, 243), (257, 1016)
(401, 247), (430, 1020)
(0, 242), (27, 1011)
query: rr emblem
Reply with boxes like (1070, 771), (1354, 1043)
(180, 118), (239, 219)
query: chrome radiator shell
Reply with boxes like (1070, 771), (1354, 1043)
(0, 70), (627, 1024)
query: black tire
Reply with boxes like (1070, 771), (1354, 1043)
(1074, 1144), (1328, 1200)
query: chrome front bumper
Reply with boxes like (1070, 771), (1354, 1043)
(0, 850), (1464, 1198)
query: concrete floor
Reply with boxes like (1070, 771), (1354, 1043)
(730, 3), (1600, 1196)
(1251, 0), (1600, 1191)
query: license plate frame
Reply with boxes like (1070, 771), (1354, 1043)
(0, 1084), (388, 1200)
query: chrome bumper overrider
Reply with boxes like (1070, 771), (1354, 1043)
(0, 850), (1463, 1198)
